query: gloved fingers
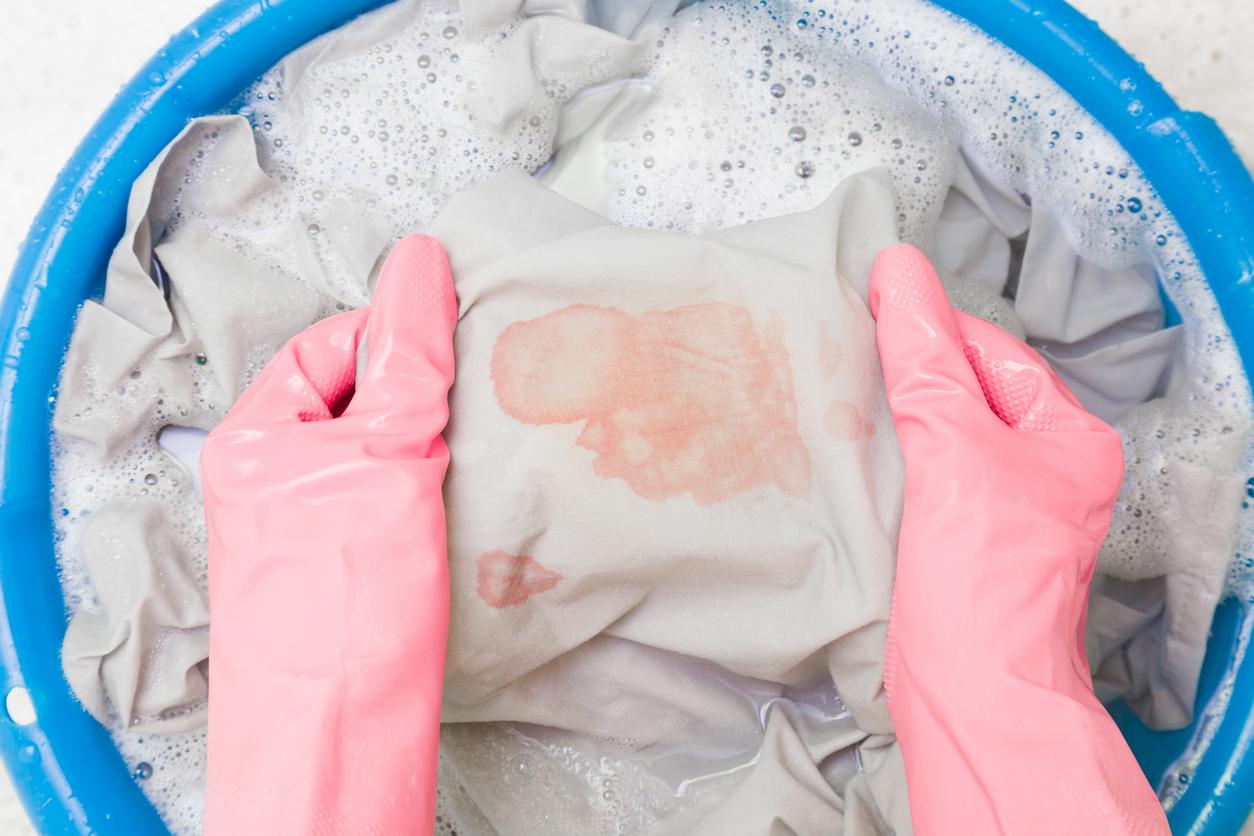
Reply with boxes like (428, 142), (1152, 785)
(869, 244), (989, 428)
(217, 308), (370, 429)
(953, 311), (1113, 434)
(344, 233), (457, 425)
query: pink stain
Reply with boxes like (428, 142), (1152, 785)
(818, 321), (844, 380)
(476, 551), (562, 609)
(491, 303), (811, 505)
(824, 400), (875, 441)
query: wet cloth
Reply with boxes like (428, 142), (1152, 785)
(930, 153), (1250, 729)
(48, 0), (1250, 830)
(55, 115), (321, 735)
(61, 502), (210, 734)
(535, 2), (1248, 726)
(52, 104), (910, 831)
(53, 0), (670, 738)
(426, 169), (906, 833)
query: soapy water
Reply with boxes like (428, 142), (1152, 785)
(47, 0), (1254, 832)
(433, 668), (860, 834)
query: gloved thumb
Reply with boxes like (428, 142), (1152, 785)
(345, 234), (457, 438)
(869, 244), (989, 434)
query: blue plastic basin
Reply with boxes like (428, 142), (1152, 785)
(2, 1), (1252, 833)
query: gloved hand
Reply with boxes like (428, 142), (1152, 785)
(870, 244), (1169, 835)
(201, 234), (457, 835)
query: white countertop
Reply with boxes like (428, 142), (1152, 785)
(0, 1), (1250, 833)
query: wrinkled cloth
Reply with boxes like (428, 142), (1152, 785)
(53, 18), (915, 827)
(1085, 401), (1248, 727)
(461, 0), (693, 38)
(48, 0), (1250, 831)
(523, 0), (1247, 733)
(870, 243), (1167, 835)
(930, 151), (1250, 729)
(933, 153), (1180, 428)
(428, 169), (907, 834)
(53, 0), (663, 739)
(61, 502), (210, 733)
(54, 114), (322, 734)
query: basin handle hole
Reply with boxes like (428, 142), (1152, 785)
(5, 687), (36, 727)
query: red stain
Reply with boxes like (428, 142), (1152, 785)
(824, 401), (875, 441)
(476, 551), (561, 609)
(818, 321), (843, 380)
(491, 303), (811, 505)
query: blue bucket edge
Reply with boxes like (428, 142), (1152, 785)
(1, 0), (1252, 832)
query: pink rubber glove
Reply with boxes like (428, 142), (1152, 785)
(201, 235), (456, 835)
(871, 244), (1168, 835)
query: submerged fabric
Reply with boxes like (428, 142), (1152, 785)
(48, 0), (1250, 830)
(518, 4), (1247, 734)
(61, 502), (210, 734)
(929, 151), (1249, 729)
(427, 170), (905, 833)
(55, 114), (320, 734)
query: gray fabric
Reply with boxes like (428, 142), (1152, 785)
(53, 0), (660, 741)
(463, 0), (692, 37)
(53, 4), (914, 830)
(428, 169), (907, 834)
(53, 115), (318, 455)
(49, 0), (1250, 831)
(934, 151), (1182, 429)
(54, 115), (323, 733)
(932, 154), (1030, 341)
(1086, 393), (1249, 727)
(1016, 204), (1181, 426)
(934, 152), (1030, 293)
(932, 151), (1249, 730)
(532, 1), (1249, 732)
(61, 502), (210, 733)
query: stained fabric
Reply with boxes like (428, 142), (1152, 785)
(427, 170), (907, 833)
(48, 0), (1251, 831)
